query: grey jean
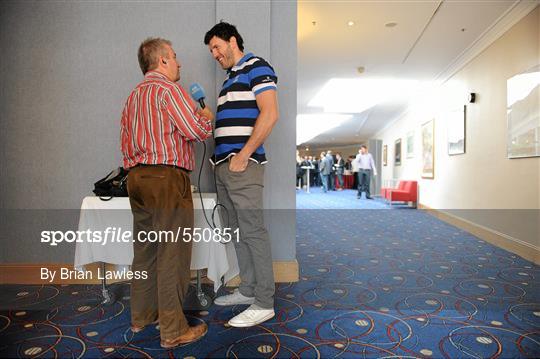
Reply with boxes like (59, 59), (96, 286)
(215, 160), (275, 309)
(358, 169), (372, 197)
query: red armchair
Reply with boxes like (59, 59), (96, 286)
(382, 180), (418, 207)
(381, 180), (404, 198)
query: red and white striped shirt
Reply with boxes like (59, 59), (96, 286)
(121, 71), (212, 171)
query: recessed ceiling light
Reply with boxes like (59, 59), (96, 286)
(347, 21), (355, 26)
(385, 22), (397, 28)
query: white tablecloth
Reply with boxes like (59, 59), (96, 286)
(74, 194), (239, 292)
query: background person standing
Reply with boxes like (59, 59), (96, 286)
(326, 150), (335, 191)
(319, 151), (330, 192)
(355, 145), (377, 199)
(349, 155), (359, 189)
(334, 153), (345, 190)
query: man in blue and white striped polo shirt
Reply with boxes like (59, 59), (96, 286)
(204, 22), (279, 327)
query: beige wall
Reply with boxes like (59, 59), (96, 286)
(376, 7), (539, 249)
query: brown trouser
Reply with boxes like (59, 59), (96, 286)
(127, 165), (193, 340)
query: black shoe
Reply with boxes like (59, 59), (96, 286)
(366, 196), (373, 199)
(357, 195), (361, 199)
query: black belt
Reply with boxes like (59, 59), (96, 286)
(135, 163), (190, 174)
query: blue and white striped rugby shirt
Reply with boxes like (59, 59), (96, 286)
(211, 52), (278, 165)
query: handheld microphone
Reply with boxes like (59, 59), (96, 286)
(189, 83), (206, 109)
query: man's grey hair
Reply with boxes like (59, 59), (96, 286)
(138, 37), (172, 75)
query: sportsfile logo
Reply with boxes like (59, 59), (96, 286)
(40, 227), (239, 246)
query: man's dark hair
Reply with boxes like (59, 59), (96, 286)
(204, 22), (244, 51)
(360, 145), (368, 150)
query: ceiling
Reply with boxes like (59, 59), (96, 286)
(297, 0), (529, 147)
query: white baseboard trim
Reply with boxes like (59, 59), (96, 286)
(419, 204), (539, 264)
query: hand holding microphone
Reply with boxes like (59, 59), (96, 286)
(189, 83), (206, 108)
(190, 83), (214, 122)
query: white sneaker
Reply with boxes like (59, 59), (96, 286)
(214, 289), (255, 306)
(228, 304), (275, 327)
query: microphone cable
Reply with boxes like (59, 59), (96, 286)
(189, 83), (230, 235)
(196, 140), (230, 232)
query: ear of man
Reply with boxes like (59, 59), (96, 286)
(229, 36), (237, 50)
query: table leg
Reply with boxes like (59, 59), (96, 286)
(306, 168), (310, 193)
(100, 262), (115, 305)
(196, 270), (210, 308)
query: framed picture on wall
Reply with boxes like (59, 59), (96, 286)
(422, 119), (435, 179)
(395, 138), (402, 166)
(507, 64), (540, 158)
(383, 145), (388, 166)
(447, 105), (466, 155)
(406, 131), (414, 158)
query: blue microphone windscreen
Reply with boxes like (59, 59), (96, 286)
(189, 83), (206, 101)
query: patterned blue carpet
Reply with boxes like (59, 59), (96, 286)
(1, 189), (539, 358)
(296, 187), (396, 209)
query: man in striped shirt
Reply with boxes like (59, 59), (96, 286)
(204, 22), (279, 327)
(120, 37), (213, 348)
